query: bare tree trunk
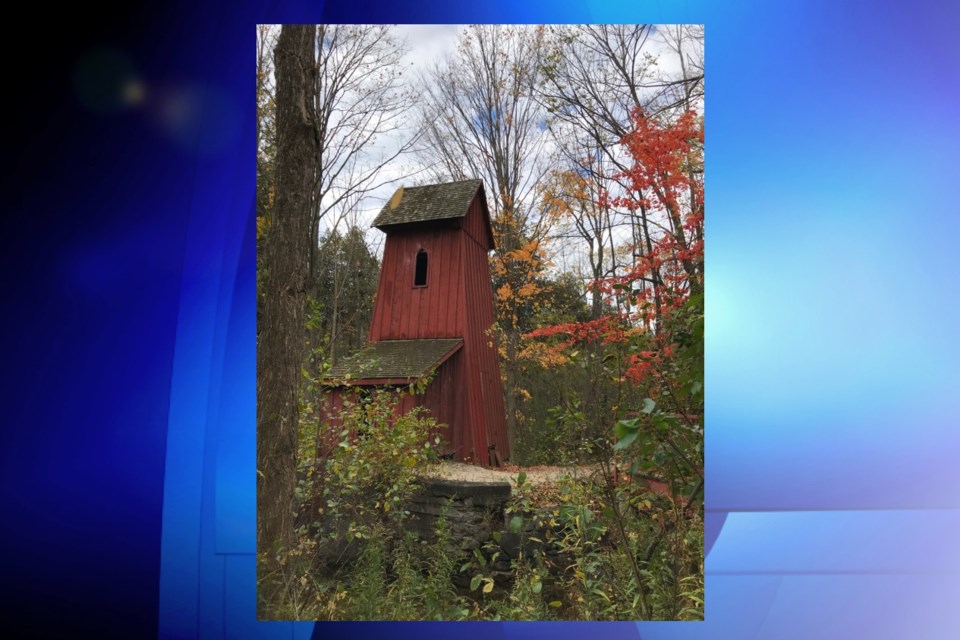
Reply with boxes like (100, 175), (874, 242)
(257, 24), (317, 572)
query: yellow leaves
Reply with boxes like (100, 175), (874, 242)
(540, 168), (596, 221)
(497, 283), (513, 301)
(517, 282), (541, 299)
(507, 239), (541, 265)
(519, 341), (569, 367)
(542, 194), (571, 217)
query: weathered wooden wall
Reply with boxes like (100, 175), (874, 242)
(325, 184), (508, 465)
(368, 225), (464, 341)
(459, 195), (510, 461)
(317, 355), (461, 459)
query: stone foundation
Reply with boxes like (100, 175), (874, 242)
(407, 477), (512, 552)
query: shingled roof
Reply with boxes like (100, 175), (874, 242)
(371, 179), (483, 229)
(324, 338), (463, 384)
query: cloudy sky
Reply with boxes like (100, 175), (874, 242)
(316, 24), (697, 270)
(317, 25), (465, 247)
(395, 24), (463, 68)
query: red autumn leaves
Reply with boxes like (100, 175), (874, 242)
(526, 108), (703, 386)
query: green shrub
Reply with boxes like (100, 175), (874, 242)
(318, 386), (440, 541)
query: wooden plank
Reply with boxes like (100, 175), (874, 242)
(465, 240), (489, 464)
(418, 230), (434, 338)
(424, 365), (448, 451)
(454, 233), (466, 344)
(377, 235), (395, 339)
(410, 233), (423, 337)
(397, 234), (410, 339)
(465, 225), (509, 462)
(457, 233), (478, 463)
(389, 233), (407, 339)
(430, 229), (445, 336)
(444, 356), (457, 455)
(438, 230), (452, 336)
(409, 234), (425, 338)
(370, 239), (392, 341)
(470, 214), (509, 459)
(453, 229), (463, 336)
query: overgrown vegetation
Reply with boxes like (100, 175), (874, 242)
(258, 23), (703, 621)
(259, 305), (703, 621)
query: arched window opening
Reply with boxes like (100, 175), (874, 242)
(414, 249), (428, 287)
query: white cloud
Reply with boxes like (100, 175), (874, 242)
(394, 24), (464, 71)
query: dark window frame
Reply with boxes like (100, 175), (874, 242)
(414, 249), (428, 287)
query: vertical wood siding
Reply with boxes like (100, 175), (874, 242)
(369, 227), (463, 341)
(327, 186), (508, 465)
(317, 357), (457, 460)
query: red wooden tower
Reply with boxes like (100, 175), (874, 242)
(322, 179), (509, 465)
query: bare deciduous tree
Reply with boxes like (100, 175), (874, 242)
(309, 25), (417, 288)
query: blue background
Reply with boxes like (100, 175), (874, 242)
(3, 1), (957, 638)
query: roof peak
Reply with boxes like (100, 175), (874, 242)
(371, 179), (485, 230)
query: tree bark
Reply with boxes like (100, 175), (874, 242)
(258, 24), (317, 567)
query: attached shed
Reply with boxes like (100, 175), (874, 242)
(322, 179), (509, 465)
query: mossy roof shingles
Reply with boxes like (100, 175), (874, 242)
(371, 179), (482, 228)
(325, 338), (463, 382)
